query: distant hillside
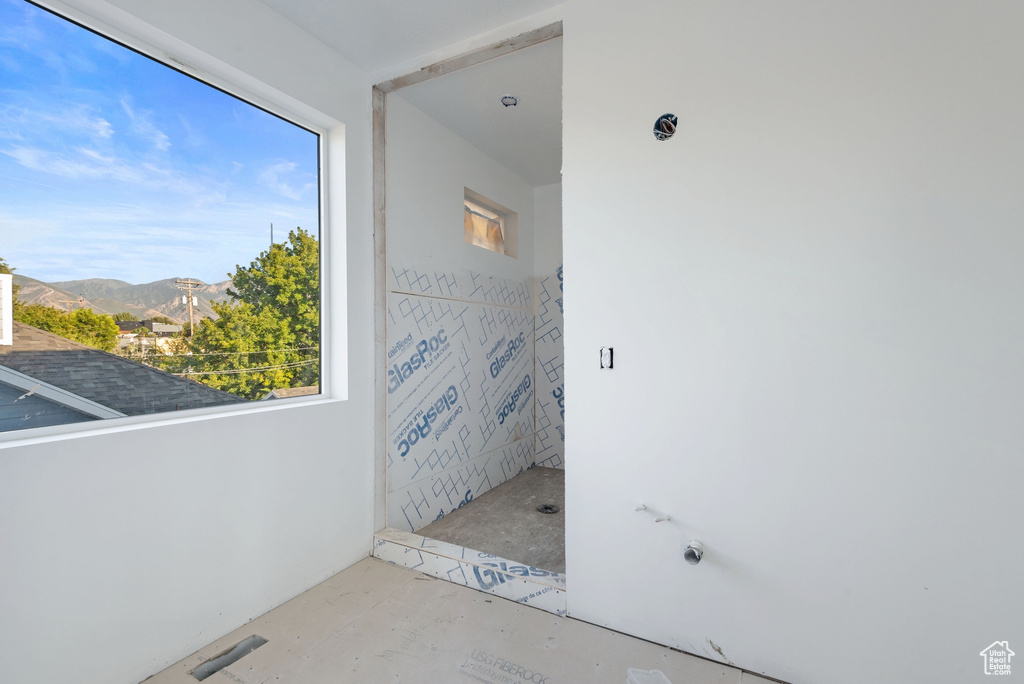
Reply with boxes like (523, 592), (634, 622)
(14, 275), (232, 322)
(13, 276), (82, 311)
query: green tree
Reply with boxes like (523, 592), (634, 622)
(150, 315), (176, 325)
(184, 228), (319, 399)
(113, 312), (138, 321)
(16, 304), (119, 351)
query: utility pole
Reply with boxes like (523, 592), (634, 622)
(175, 278), (203, 337)
(59, 295), (85, 311)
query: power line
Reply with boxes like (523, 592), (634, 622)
(179, 359), (317, 376)
(157, 346), (318, 358)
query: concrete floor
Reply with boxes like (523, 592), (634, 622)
(145, 557), (777, 684)
(417, 466), (565, 573)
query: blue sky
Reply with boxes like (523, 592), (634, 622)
(0, 0), (319, 285)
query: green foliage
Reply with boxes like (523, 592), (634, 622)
(181, 228), (319, 400)
(15, 304), (119, 352)
(176, 320), (199, 338)
(113, 311), (138, 321)
(149, 315), (176, 324)
(4, 257), (117, 351)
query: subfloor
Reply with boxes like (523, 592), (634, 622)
(417, 466), (565, 573)
(146, 557), (775, 684)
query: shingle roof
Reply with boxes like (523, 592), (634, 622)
(0, 322), (245, 415)
(0, 380), (99, 432)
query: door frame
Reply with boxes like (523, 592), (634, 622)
(371, 21), (564, 533)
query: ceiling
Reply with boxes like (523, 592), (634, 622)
(395, 38), (562, 186)
(255, 0), (564, 186)
(256, 0), (565, 76)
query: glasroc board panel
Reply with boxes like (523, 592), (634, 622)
(534, 265), (564, 470)
(387, 263), (537, 532)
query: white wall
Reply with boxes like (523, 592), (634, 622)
(386, 94), (536, 282)
(533, 183), (564, 468)
(533, 184), (562, 283)
(562, 1), (1024, 683)
(0, 1), (376, 683)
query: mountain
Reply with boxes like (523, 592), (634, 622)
(12, 276), (83, 311)
(13, 275), (232, 322)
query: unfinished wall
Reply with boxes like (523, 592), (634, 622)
(0, 1), (375, 683)
(385, 94), (538, 531)
(562, 2), (1024, 683)
(533, 182), (564, 469)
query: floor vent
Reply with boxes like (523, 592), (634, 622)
(191, 635), (268, 681)
(536, 504), (560, 514)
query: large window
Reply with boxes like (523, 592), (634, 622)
(0, 0), (322, 434)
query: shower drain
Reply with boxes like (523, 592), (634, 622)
(536, 504), (560, 514)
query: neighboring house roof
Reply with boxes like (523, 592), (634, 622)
(146, 322), (182, 335)
(263, 385), (320, 400)
(0, 321), (245, 416)
(0, 377), (99, 432)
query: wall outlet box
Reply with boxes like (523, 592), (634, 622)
(600, 346), (613, 369)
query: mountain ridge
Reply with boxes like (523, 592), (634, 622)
(13, 274), (232, 322)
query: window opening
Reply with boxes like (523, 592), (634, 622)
(464, 198), (505, 254)
(463, 189), (517, 257)
(0, 0), (323, 434)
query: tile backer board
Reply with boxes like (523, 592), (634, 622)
(389, 259), (532, 309)
(374, 527), (566, 616)
(386, 266), (537, 532)
(375, 527), (565, 590)
(388, 437), (536, 532)
(534, 265), (565, 469)
(386, 291), (535, 473)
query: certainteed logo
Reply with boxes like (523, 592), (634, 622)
(489, 332), (526, 379)
(387, 329), (448, 394)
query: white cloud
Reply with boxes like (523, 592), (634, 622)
(1, 193), (318, 283)
(44, 111), (115, 140)
(1, 144), (223, 200)
(2, 102), (114, 142)
(4, 145), (138, 183)
(258, 160), (313, 201)
(120, 97), (171, 151)
(0, 213), (60, 248)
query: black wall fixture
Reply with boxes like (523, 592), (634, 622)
(654, 113), (678, 141)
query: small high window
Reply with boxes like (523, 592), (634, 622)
(464, 189), (517, 257)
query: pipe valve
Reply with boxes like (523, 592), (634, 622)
(684, 540), (704, 565)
